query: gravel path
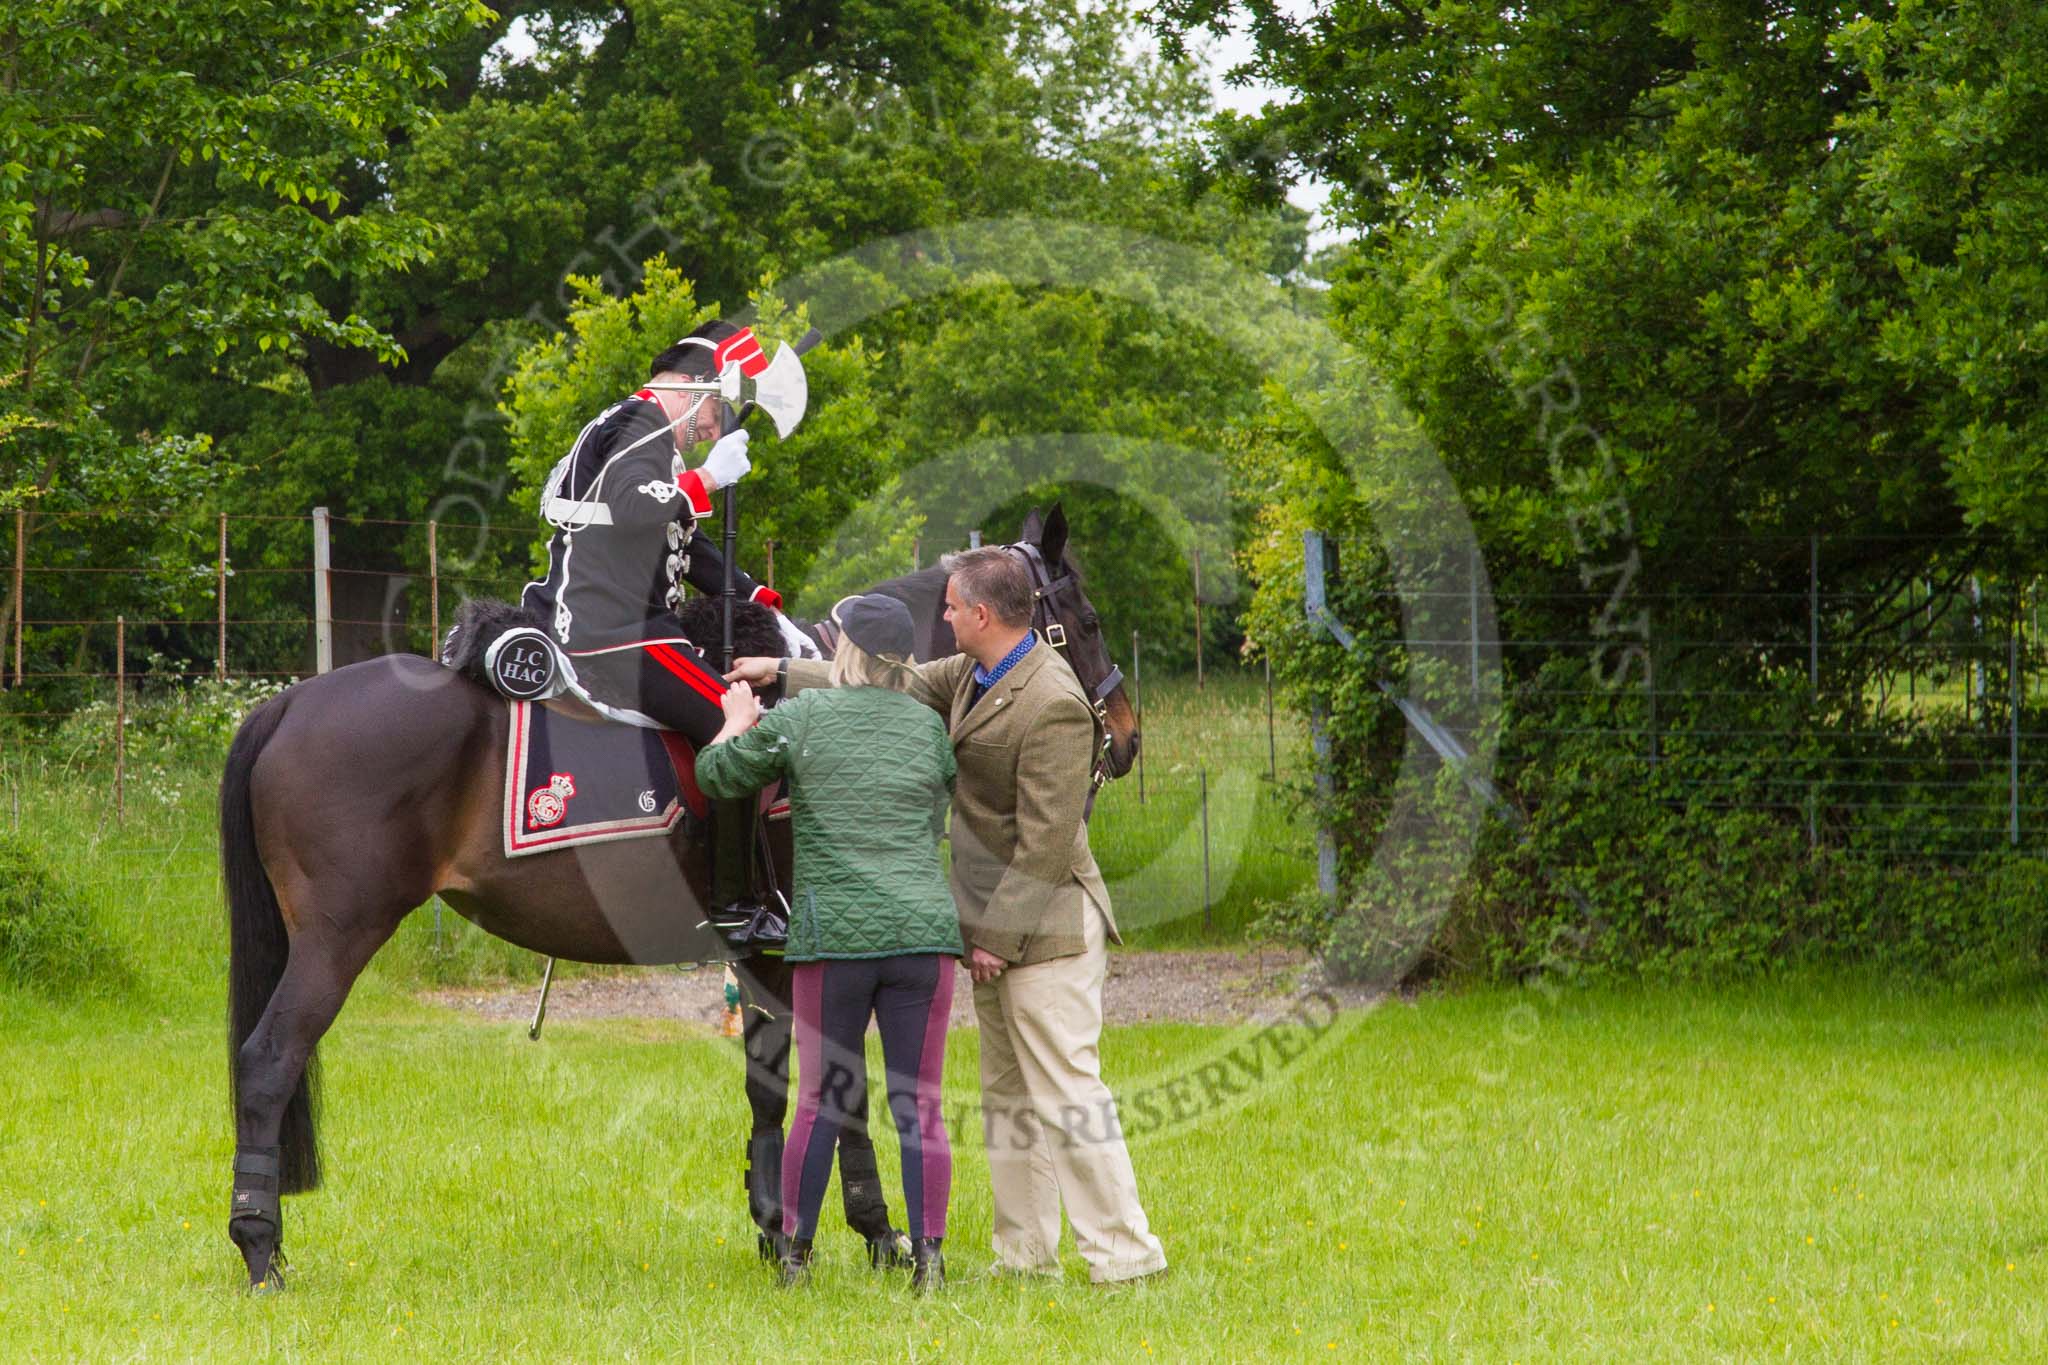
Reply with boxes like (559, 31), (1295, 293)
(424, 946), (1327, 1031)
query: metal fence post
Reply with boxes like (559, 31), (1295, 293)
(114, 615), (126, 823)
(913, 535), (921, 573)
(1265, 653), (1277, 780)
(1132, 628), (1145, 805)
(764, 538), (776, 591)
(1200, 765), (1212, 932)
(1647, 644), (1658, 766)
(968, 529), (981, 549)
(1193, 546), (1204, 692)
(1973, 576), (1986, 721)
(427, 518), (440, 653)
(10, 507), (23, 687)
(2011, 627), (2021, 847)
(1304, 530), (1339, 902)
(1808, 534), (1819, 695)
(313, 506), (333, 674)
(216, 513), (229, 682)
(1312, 701), (1337, 900)
(1469, 543), (1481, 700)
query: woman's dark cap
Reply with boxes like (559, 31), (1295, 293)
(832, 593), (916, 661)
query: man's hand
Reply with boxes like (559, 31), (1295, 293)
(725, 656), (780, 687)
(699, 427), (751, 491)
(967, 946), (1010, 984)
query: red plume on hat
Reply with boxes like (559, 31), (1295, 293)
(713, 327), (768, 378)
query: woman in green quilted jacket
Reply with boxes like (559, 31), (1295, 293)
(698, 593), (961, 1293)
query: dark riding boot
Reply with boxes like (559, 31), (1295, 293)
(911, 1237), (945, 1294)
(777, 1237), (814, 1288)
(709, 797), (757, 920)
(745, 1127), (786, 1261)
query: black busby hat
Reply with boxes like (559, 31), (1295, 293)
(831, 593), (916, 662)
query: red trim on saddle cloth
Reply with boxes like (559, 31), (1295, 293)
(662, 730), (710, 822)
(662, 732), (792, 824)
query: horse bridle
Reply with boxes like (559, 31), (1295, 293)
(1004, 541), (1125, 791)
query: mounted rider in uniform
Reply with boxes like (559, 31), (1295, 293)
(521, 318), (815, 915)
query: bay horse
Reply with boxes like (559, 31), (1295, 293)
(221, 505), (1136, 1289)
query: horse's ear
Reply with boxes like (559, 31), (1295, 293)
(1019, 506), (1045, 545)
(1039, 502), (1069, 566)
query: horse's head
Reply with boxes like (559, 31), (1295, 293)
(1009, 504), (1139, 783)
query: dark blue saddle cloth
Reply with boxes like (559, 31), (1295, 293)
(502, 701), (686, 857)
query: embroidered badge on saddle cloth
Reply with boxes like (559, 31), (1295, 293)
(503, 701), (689, 857)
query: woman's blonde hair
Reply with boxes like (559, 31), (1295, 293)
(828, 633), (916, 691)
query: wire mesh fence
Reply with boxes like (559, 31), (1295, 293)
(2, 508), (1306, 935)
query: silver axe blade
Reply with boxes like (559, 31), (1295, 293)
(750, 341), (809, 438)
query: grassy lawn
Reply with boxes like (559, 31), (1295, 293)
(1089, 669), (1314, 946)
(4, 978), (2047, 1360)
(5, 687), (2047, 1360)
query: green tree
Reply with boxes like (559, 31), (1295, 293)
(0, 0), (493, 690)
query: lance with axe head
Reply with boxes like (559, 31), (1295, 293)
(526, 327), (818, 1039)
(712, 327), (820, 941)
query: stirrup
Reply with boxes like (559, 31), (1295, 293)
(701, 893), (789, 951)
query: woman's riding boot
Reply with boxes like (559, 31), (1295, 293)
(911, 1237), (945, 1293)
(777, 1237), (813, 1288)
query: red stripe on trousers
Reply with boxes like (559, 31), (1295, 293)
(645, 642), (728, 705)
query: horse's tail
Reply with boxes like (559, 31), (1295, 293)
(221, 693), (320, 1194)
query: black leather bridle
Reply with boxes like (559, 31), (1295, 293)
(1005, 541), (1125, 791)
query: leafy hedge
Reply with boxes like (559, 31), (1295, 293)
(1236, 403), (2048, 987)
(0, 830), (126, 997)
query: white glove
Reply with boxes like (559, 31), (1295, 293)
(699, 427), (751, 491)
(775, 611), (822, 660)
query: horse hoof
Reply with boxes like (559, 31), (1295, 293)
(867, 1229), (913, 1271)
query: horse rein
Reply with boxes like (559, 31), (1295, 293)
(1004, 540), (1125, 792)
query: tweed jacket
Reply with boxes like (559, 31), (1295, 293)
(788, 640), (1117, 965)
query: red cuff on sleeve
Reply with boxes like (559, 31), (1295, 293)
(676, 469), (714, 518)
(750, 585), (783, 612)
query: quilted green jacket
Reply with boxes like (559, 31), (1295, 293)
(696, 685), (963, 963)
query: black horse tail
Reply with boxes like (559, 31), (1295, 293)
(221, 694), (320, 1194)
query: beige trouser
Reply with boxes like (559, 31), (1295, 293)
(975, 891), (1167, 1283)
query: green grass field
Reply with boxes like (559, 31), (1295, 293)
(1089, 670), (1314, 946)
(6, 976), (2047, 1360)
(4, 681), (2047, 1359)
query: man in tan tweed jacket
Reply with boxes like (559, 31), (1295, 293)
(733, 547), (1166, 1284)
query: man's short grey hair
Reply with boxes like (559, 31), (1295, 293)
(941, 546), (1034, 627)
